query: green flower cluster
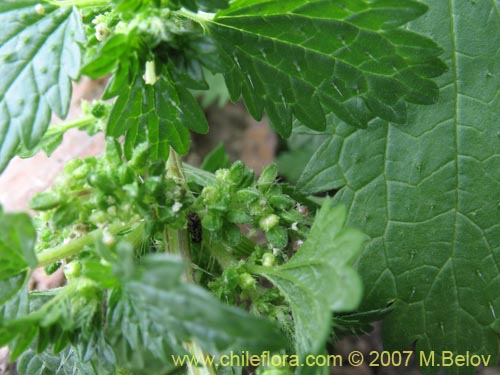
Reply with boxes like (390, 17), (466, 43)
(196, 162), (310, 250)
(30, 141), (191, 256)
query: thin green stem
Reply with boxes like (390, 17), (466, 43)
(45, 115), (95, 137)
(165, 148), (195, 282)
(185, 342), (217, 375)
(37, 222), (141, 267)
(45, 0), (109, 8)
(245, 264), (270, 275)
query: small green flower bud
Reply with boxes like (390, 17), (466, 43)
(64, 261), (82, 279)
(257, 163), (278, 188)
(201, 185), (219, 205)
(95, 22), (111, 41)
(262, 252), (275, 267)
(63, 158), (84, 174)
(89, 210), (107, 225)
(215, 168), (230, 183)
(238, 272), (256, 290)
(88, 172), (115, 194)
(29, 192), (60, 211)
(202, 211), (223, 231)
(228, 161), (246, 185)
(72, 164), (91, 180)
(265, 226), (288, 249)
(269, 194), (294, 210)
(235, 189), (260, 203)
(259, 214), (280, 232)
(202, 185), (229, 211)
(90, 101), (108, 119)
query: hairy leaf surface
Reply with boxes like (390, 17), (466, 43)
(17, 337), (115, 375)
(208, 0), (446, 136)
(298, 1), (500, 372)
(0, 1), (84, 172)
(254, 200), (366, 358)
(111, 249), (287, 364)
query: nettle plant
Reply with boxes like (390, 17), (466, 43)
(0, 0), (499, 374)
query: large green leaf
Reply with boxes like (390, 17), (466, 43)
(107, 70), (209, 159)
(111, 249), (288, 363)
(208, 0), (446, 137)
(0, 1), (84, 172)
(0, 209), (37, 281)
(253, 200), (366, 359)
(298, 1), (500, 372)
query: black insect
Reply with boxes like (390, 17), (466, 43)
(187, 212), (202, 243)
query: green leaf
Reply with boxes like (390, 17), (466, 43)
(0, 273), (28, 307)
(201, 143), (231, 173)
(107, 70), (208, 159)
(17, 335), (116, 375)
(298, 1), (500, 371)
(253, 200), (366, 358)
(0, 1), (84, 171)
(0, 210), (37, 279)
(0, 279), (103, 359)
(81, 34), (130, 79)
(112, 248), (288, 359)
(208, 0), (446, 136)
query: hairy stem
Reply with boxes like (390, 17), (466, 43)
(37, 222), (143, 267)
(46, 115), (96, 134)
(165, 148), (194, 282)
(165, 150), (216, 375)
(45, 0), (109, 8)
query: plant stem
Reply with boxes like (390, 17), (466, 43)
(45, 115), (95, 136)
(165, 148), (194, 282)
(185, 342), (217, 375)
(45, 0), (109, 8)
(165, 149), (217, 375)
(37, 222), (140, 267)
